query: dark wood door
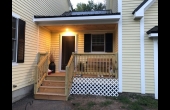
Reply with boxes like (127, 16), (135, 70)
(61, 36), (75, 70)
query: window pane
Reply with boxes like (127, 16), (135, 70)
(12, 17), (16, 38)
(12, 28), (16, 38)
(12, 50), (13, 61)
(12, 17), (16, 28)
(12, 40), (16, 61)
(92, 45), (104, 51)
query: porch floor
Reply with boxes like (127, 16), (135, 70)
(47, 72), (116, 78)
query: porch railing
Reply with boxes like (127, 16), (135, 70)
(65, 53), (75, 100)
(73, 53), (118, 78)
(34, 52), (49, 94)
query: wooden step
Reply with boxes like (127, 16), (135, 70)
(34, 92), (66, 101)
(48, 72), (65, 76)
(45, 75), (65, 81)
(42, 80), (65, 87)
(38, 86), (65, 94)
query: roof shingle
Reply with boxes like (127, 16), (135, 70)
(146, 26), (158, 34)
(34, 10), (120, 18)
(132, 0), (148, 14)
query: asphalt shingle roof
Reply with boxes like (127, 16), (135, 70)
(146, 26), (158, 34)
(132, 0), (148, 14)
(34, 10), (120, 18)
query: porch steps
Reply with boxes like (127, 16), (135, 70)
(34, 92), (66, 101)
(42, 80), (65, 87)
(34, 72), (67, 101)
(45, 72), (65, 81)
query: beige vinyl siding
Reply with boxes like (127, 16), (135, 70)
(51, 33), (60, 72)
(106, 0), (118, 12)
(144, 0), (158, 94)
(114, 25), (118, 52)
(77, 32), (84, 53)
(39, 27), (51, 53)
(12, 0), (69, 91)
(122, 0), (143, 93)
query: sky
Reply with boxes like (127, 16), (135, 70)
(70, 0), (105, 9)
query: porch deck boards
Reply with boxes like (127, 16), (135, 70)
(74, 74), (115, 78)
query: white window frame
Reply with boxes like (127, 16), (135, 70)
(91, 34), (105, 52)
(12, 12), (20, 65)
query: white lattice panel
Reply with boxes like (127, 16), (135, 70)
(70, 77), (119, 97)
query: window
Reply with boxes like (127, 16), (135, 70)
(84, 33), (113, 52)
(12, 17), (17, 62)
(92, 34), (105, 52)
(12, 14), (26, 63)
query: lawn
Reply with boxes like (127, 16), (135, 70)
(68, 93), (158, 110)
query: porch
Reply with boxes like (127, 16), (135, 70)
(33, 10), (120, 101)
(34, 52), (119, 100)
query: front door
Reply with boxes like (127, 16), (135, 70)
(61, 36), (75, 70)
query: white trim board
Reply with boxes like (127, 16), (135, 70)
(133, 0), (156, 19)
(154, 38), (158, 99)
(148, 33), (158, 38)
(12, 12), (20, 18)
(118, 0), (122, 93)
(33, 15), (120, 22)
(59, 34), (78, 72)
(140, 17), (145, 94)
(33, 15), (120, 25)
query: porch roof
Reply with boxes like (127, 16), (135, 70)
(146, 26), (158, 38)
(132, 0), (156, 19)
(33, 10), (121, 26)
(132, 0), (148, 15)
(34, 10), (120, 18)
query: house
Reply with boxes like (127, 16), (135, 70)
(12, 0), (72, 103)
(12, 0), (158, 103)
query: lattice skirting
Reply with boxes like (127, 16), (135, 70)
(70, 77), (119, 97)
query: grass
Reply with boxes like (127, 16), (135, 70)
(116, 95), (131, 104)
(72, 102), (81, 107)
(127, 102), (144, 110)
(86, 101), (96, 109)
(116, 94), (158, 110)
(69, 94), (158, 110)
(136, 95), (158, 108)
(100, 100), (113, 107)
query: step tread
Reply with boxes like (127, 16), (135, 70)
(47, 72), (65, 77)
(36, 92), (66, 96)
(39, 86), (65, 88)
(43, 80), (65, 83)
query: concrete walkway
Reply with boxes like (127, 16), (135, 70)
(12, 94), (72, 110)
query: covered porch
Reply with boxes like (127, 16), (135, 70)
(34, 10), (120, 100)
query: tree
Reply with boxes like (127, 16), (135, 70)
(75, 0), (106, 11)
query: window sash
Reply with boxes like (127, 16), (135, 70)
(91, 34), (105, 52)
(12, 16), (18, 62)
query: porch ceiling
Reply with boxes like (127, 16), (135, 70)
(43, 24), (117, 32)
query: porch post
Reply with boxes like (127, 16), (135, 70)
(154, 38), (158, 99)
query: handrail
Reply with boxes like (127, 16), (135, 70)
(65, 53), (75, 100)
(34, 52), (49, 94)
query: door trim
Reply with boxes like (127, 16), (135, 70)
(59, 34), (77, 72)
